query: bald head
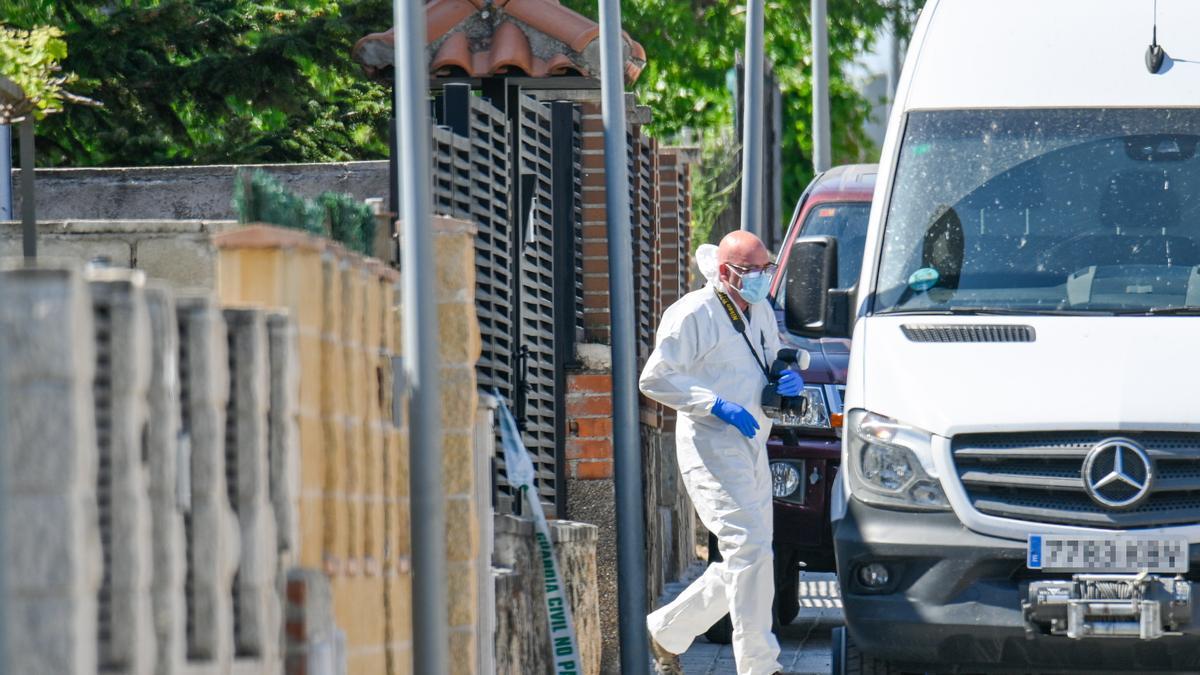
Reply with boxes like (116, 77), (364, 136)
(717, 230), (770, 267)
(717, 230), (771, 307)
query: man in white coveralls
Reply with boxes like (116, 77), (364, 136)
(640, 230), (806, 675)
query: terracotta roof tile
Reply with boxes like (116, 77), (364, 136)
(351, 0), (646, 83)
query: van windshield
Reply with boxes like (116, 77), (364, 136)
(874, 109), (1200, 315)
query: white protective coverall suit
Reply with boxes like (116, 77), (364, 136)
(641, 244), (804, 675)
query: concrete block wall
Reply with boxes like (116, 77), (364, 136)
(177, 296), (241, 670)
(144, 284), (188, 675)
(215, 225), (407, 674)
(87, 270), (157, 675)
(0, 220), (235, 289)
(267, 312), (302, 570)
(1, 262), (311, 675)
(0, 264), (103, 675)
(432, 217), (485, 675)
(223, 309), (281, 667)
(214, 218), (492, 675)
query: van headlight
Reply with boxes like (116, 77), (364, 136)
(846, 409), (949, 511)
(772, 386), (831, 429)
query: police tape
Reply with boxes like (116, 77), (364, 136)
(497, 397), (582, 674)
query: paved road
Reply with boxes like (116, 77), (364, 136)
(659, 571), (843, 675)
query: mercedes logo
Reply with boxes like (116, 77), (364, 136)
(1082, 439), (1154, 510)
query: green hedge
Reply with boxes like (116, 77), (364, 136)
(232, 170), (377, 256)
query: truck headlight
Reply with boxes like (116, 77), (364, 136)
(846, 409), (949, 511)
(771, 461), (802, 499)
(772, 386), (831, 429)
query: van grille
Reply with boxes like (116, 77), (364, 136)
(901, 324), (1035, 343)
(952, 432), (1200, 528)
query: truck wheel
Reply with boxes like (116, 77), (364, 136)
(776, 566), (801, 625)
(832, 626), (922, 675)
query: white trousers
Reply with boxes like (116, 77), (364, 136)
(647, 434), (781, 675)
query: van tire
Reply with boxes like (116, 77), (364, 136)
(832, 626), (918, 675)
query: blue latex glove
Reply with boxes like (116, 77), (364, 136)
(712, 397), (760, 438)
(776, 369), (805, 397)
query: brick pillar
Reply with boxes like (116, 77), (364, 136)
(0, 265), (103, 675)
(87, 269), (157, 675)
(144, 283), (188, 675)
(578, 102), (612, 346)
(223, 308), (280, 668)
(177, 296), (240, 669)
(563, 357), (620, 672)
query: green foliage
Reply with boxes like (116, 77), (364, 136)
(318, 191), (376, 255)
(233, 170), (325, 234)
(233, 170), (377, 255)
(4, 1), (392, 166)
(6, 0), (924, 233)
(689, 129), (741, 252)
(562, 0), (915, 226)
(0, 24), (77, 121)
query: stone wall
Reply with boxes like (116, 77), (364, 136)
(493, 516), (601, 675)
(10, 161), (389, 221)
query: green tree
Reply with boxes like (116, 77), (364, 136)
(5, 0), (920, 228)
(0, 24), (81, 122)
(4, 1), (393, 166)
(561, 0), (900, 224)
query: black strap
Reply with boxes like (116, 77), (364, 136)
(715, 289), (770, 378)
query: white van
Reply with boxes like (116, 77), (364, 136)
(775, 0), (1200, 672)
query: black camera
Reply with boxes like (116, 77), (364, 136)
(760, 348), (808, 420)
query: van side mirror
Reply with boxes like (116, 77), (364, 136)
(783, 236), (852, 338)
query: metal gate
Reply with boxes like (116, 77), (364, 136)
(431, 83), (582, 517)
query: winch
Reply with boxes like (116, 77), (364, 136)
(1022, 573), (1192, 640)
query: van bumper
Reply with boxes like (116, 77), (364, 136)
(835, 498), (1200, 673)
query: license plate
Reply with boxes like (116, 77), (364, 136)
(1027, 535), (1189, 573)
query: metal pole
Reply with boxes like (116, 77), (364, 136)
(887, 5), (902, 118)
(394, 0), (448, 672)
(0, 124), (12, 220)
(597, 0), (648, 670)
(19, 118), (36, 260)
(0, 358), (7, 675)
(739, 0), (765, 235)
(812, 0), (831, 172)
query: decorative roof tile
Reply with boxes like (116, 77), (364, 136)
(351, 0), (646, 83)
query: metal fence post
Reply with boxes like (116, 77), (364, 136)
(0, 349), (7, 675)
(393, 0), (449, 673)
(812, 0), (831, 172)
(739, 0), (765, 235)
(0, 124), (11, 220)
(19, 117), (35, 260)
(597, 0), (649, 671)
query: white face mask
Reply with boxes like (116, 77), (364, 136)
(735, 270), (772, 304)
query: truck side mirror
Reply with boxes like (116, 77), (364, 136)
(783, 236), (852, 338)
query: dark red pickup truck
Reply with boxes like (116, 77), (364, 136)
(767, 163), (876, 625)
(704, 163), (877, 640)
